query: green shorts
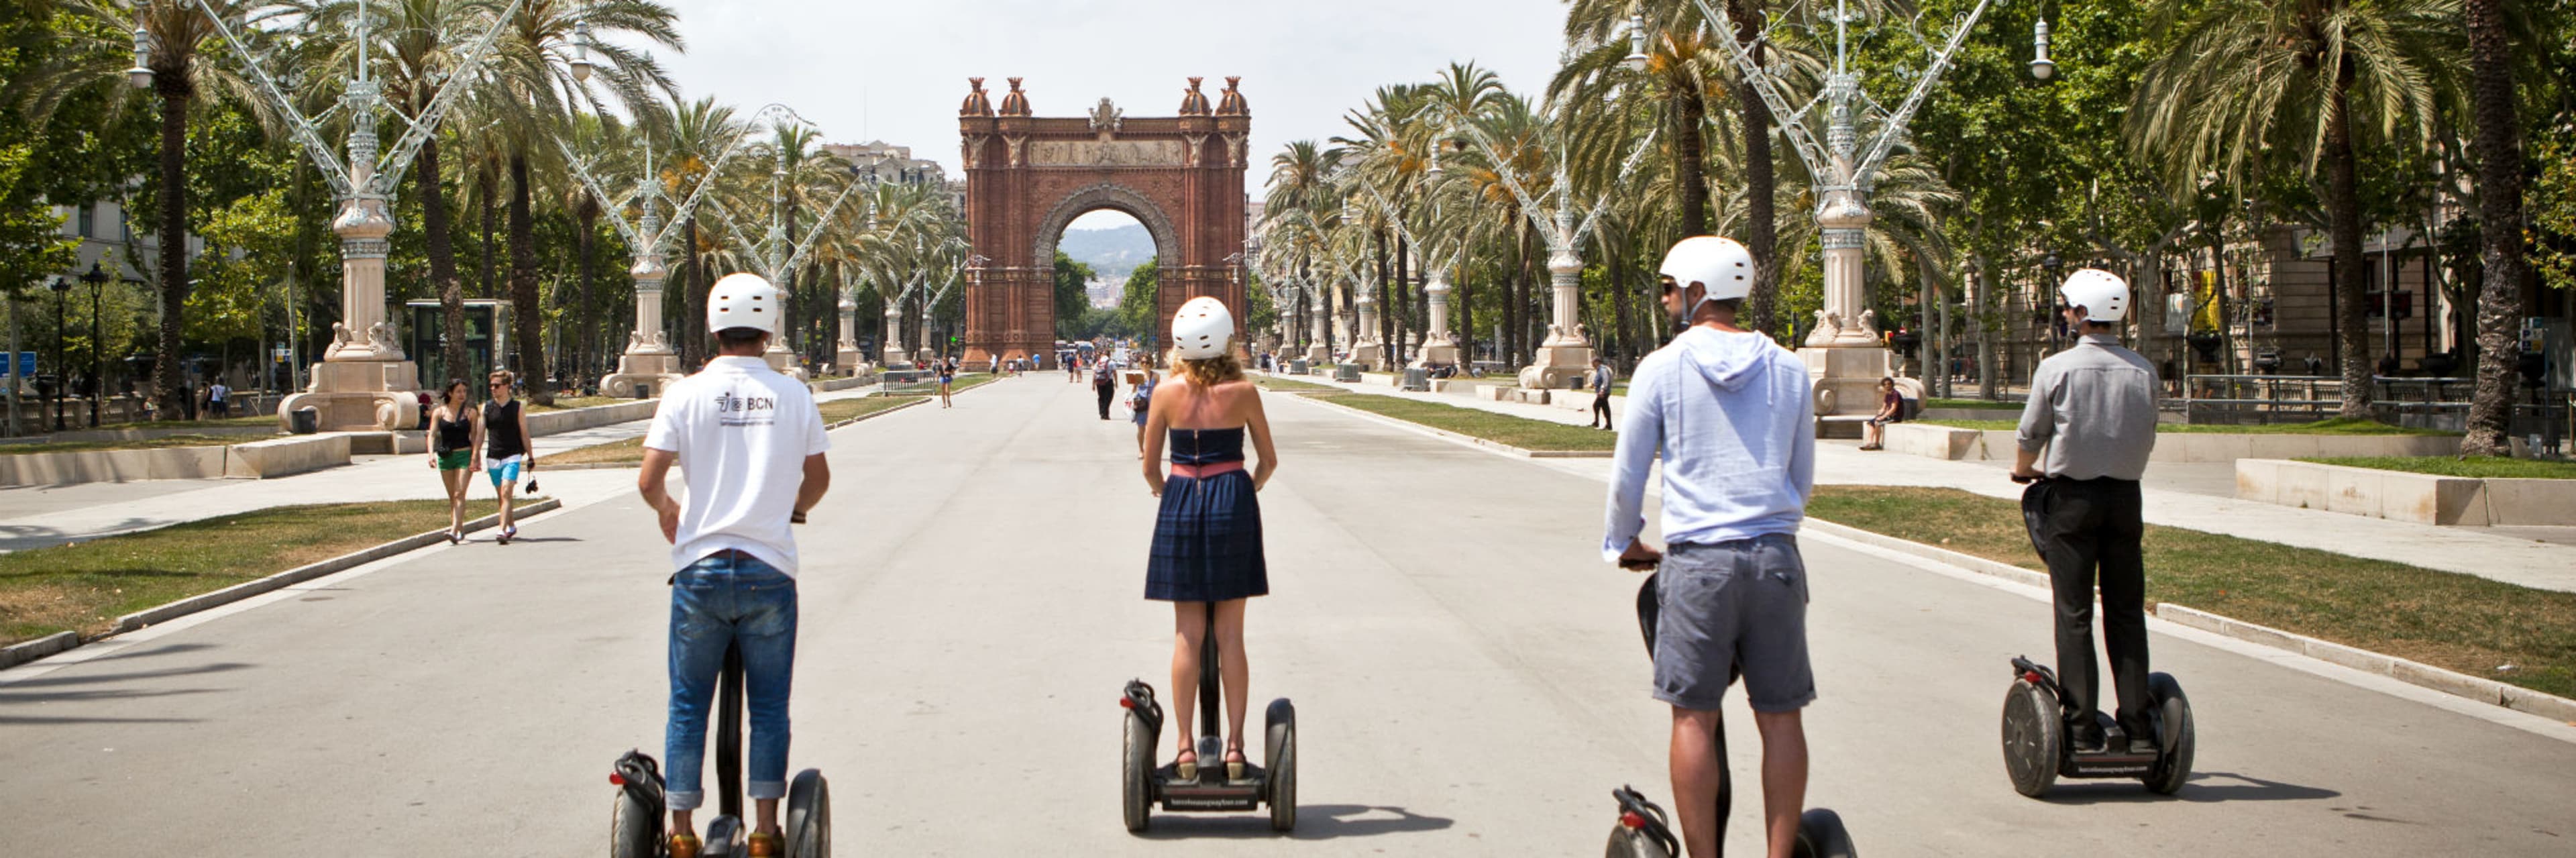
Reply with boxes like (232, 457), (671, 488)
(436, 450), (472, 471)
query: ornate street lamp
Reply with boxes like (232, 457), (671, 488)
(125, 26), (153, 89)
(1623, 11), (1651, 74)
(80, 262), (109, 427)
(570, 17), (595, 83)
(2030, 17), (2055, 80)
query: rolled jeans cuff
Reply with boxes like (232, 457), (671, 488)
(667, 789), (704, 811)
(749, 780), (786, 800)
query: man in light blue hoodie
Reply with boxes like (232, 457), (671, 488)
(1603, 236), (1816, 858)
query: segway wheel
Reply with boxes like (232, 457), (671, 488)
(1264, 698), (1297, 833)
(610, 787), (659, 858)
(1122, 708), (1155, 833)
(2000, 678), (2062, 798)
(2143, 673), (2196, 795)
(1793, 808), (1858, 858)
(786, 769), (829, 858)
(1607, 826), (1672, 858)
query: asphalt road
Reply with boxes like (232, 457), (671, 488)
(2, 374), (2570, 855)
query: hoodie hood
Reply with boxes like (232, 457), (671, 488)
(1675, 327), (1778, 392)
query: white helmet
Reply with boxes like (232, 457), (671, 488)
(1171, 296), (1234, 360)
(1658, 236), (1758, 311)
(707, 272), (782, 336)
(2058, 268), (2130, 323)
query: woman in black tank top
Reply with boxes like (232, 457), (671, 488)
(426, 379), (481, 543)
(481, 371), (536, 543)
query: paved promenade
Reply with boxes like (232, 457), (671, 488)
(1304, 371), (2576, 593)
(2, 374), (2570, 855)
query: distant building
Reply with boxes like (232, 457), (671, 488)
(821, 141), (947, 190)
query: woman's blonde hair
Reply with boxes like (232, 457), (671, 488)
(1169, 348), (1244, 388)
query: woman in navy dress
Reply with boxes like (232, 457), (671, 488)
(1140, 297), (1277, 781)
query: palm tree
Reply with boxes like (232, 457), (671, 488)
(1264, 140), (1340, 357)
(68, 0), (281, 416)
(487, 0), (679, 403)
(1558, 0), (1746, 318)
(2129, 0), (2461, 417)
(2458, 0), (2532, 457)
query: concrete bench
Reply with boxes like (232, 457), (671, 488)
(2235, 459), (2576, 527)
(224, 435), (354, 478)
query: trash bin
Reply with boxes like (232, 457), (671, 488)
(1289, 359), (1310, 375)
(1402, 367), (1431, 392)
(289, 407), (319, 435)
(1334, 363), (1362, 383)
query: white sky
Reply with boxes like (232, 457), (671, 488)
(642, 0), (1569, 223)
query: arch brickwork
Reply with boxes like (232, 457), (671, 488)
(957, 76), (1250, 363)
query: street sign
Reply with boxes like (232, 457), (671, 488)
(7, 352), (31, 377)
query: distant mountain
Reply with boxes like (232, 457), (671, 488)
(1058, 223), (1155, 283)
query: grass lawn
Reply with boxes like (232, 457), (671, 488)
(550, 396), (932, 467)
(1807, 485), (2575, 698)
(1, 433), (276, 455)
(1926, 397), (2023, 411)
(525, 395), (630, 413)
(0, 499), (525, 645)
(2299, 456), (2576, 480)
(820, 395), (927, 424)
(1254, 376), (1344, 394)
(1920, 417), (2449, 436)
(1326, 394), (1616, 452)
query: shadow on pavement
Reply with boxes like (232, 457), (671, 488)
(2041, 771), (2340, 804)
(0, 686), (223, 704)
(1134, 804), (1456, 840)
(0, 661), (252, 688)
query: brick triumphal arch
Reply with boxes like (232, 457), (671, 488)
(957, 76), (1249, 364)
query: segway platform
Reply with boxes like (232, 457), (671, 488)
(1120, 677), (1297, 833)
(1606, 786), (1856, 858)
(611, 643), (832, 857)
(2000, 655), (2196, 798)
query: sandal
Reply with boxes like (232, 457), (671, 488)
(498, 525), (517, 545)
(1173, 748), (1198, 781)
(746, 830), (784, 857)
(447, 528), (463, 545)
(667, 833), (703, 858)
(1225, 743), (1247, 781)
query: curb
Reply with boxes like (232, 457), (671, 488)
(0, 631), (79, 670)
(1805, 515), (2576, 726)
(1294, 392), (1614, 459)
(2154, 603), (2576, 723)
(0, 498), (563, 669)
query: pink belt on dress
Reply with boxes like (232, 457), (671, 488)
(1169, 461), (1245, 479)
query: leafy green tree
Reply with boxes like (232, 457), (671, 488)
(1119, 259), (1160, 343)
(2129, 0), (2463, 416)
(1053, 250), (1093, 339)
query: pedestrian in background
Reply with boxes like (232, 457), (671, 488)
(1589, 357), (1615, 431)
(482, 369), (536, 545)
(1093, 357), (1118, 420)
(1860, 377), (1901, 451)
(426, 378), (481, 544)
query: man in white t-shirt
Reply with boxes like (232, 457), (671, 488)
(637, 272), (831, 858)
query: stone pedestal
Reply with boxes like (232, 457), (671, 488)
(276, 196), (421, 433)
(600, 263), (687, 398)
(1515, 254), (1593, 389)
(1304, 343), (1329, 364)
(1411, 270), (1459, 368)
(1797, 344), (1924, 435)
(1349, 341), (1384, 369)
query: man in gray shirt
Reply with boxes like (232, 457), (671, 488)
(2012, 268), (2159, 755)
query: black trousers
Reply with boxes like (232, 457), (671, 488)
(1095, 384), (1116, 419)
(2022, 477), (2152, 739)
(1591, 394), (1612, 427)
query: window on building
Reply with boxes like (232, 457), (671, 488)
(76, 203), (95, 237)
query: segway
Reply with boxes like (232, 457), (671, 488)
(610, 643), (832, 857)
(1607, 786), (1856, 858)
(1119, 602), (1296, 833)
(1611, 571), (1855, 857)
(1998, 655), (2194, 798)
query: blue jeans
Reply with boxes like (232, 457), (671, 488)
(665, 552), (798, 811)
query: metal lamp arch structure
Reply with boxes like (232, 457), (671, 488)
(958, 76), (1250, 363)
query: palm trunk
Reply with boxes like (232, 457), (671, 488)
(508, 153), (551, 405)
(1456, 261), (1476, 366)
(577, 205), (598, 388)
(2323, 75), (2373, 417)
(150, 78), (191, 417)
(1512, 220), (1534, 368)
(1611, 237), (1634, 368)
(478, 161), (498, 299)
(682, 217), (703, 368)
(421, 138), (470, 384)
(1735, 8), (1779, 338)
(2461, 0), (2529, 455)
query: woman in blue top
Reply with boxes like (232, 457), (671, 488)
(1130, 361), (1159, 458)
(1140, 297), (1278, 781)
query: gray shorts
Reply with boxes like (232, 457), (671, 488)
(1653, 534), (1815, 712)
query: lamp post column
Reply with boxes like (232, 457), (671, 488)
(1517, 220), (1595, 390)
(600, 254), (682, 397)
(1411, 268), (1458, 368)
(882, 303), (910, 369)
(1351, 290), (1383, 370)
(836, 294), (861, 373)
(1305, 286), (1330, 364)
